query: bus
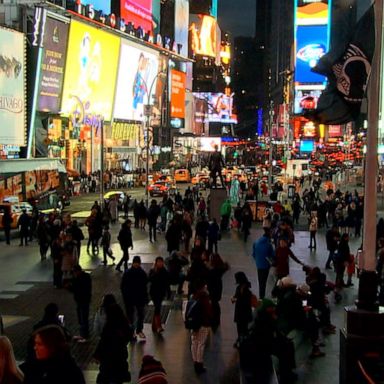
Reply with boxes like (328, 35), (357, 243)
(0, 158), (70, 210)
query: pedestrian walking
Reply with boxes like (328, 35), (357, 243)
(68, 220), (84, 261)
(148, 199), (160, 242)
(116, 220), (133, 272)
(334, 233), (350, 302)
(308, 211), (318, 250)
(149, 257), (171, 334)
(93, 294), (117, 337)
(252, 228), (275, 299)
(93, 303), (132, 384)
(71, 265), (92, 343)
(61, 232), (78, 287)
(275, 237), (304, 280)
(241, 202), (253, 242)
(100, 226), (115, 266)
(207, 218), (220, 254)
(37, 216), (50, 261)
(189, 279), (213, 374)
(138, 200), (147, 230)
(325, 225), (340, 269)
(121, 256), (148, 340)
(18, 209), (30, 246)
(138, 355), (168, 384)
(109, 197), (119, 224)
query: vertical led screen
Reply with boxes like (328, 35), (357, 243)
(189, 14), (217, 58)
(37, 17), (69, 113)
(114, 40), (159, 122)
(61, 20), (120, 122)
(170, 70), (186, 119)
(294, 0), (330, 84)
(0, 27), (25, 146)
(121, 0), (153, 33)
(175, 0), (189, 57)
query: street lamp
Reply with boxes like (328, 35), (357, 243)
(143, 70), (167, 207)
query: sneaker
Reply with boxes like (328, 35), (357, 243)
(76, 337), (88, 344)
(73, 335), (83, 341)
(137, 332), (146, 339)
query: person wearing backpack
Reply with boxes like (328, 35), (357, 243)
(187, 279), (213, 374)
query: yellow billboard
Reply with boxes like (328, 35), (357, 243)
(61, 20), (120, 122)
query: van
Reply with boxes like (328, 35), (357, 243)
(174, 169), (191, 183)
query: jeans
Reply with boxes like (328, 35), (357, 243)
(116, 247), (129, 270)
(309, 231), (317, 248)
(325, 250), (335, 268)
(76, 303), (90, 338)
(149, 224), (157, 241)
(125, 304), (145, 333)
(257, 268), (270, 299)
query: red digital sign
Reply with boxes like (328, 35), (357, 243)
(120, 0), (153, 33)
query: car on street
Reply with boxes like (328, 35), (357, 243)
(0, 203), (22, 229)
(191, 173), (210, 187)
(148, 181), (175, 197)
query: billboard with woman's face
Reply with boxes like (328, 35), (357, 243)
(0, 28), (25, 146)
(113, 40), (159, 122)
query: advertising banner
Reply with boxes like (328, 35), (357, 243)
(295, 25), (328, 83)
(121, 0), (153, 32)
(175, 0), (189, 57)
(296, 0), (329, 25)
(0, 28), (25, 146)
(61, 20), (120, 122)
(37, 17), (69, 113)
(193, 92), (237, 123)
(294, 88), (323, 114)
(171, 70), (186, 118)
(114, 40), (159, 122)
(189, 14), (217, 58)
(199, 137), (221, 152)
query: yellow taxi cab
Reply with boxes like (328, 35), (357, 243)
(174, 169), (191, 183)
(191, 173), (210, 186)
(0, 203), (21, 229)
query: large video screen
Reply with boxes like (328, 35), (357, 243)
(0, 28), (25, 146)
(61, 20), (120, 122)
(121, 0), (153, 32)
(37, 17), (69, 113)
(295, 25), (328, 83)
(193, 93), (237, 123)
(294, 88), (323, 114)
(171, 70), (186, 119)
(175, 0), (189, 57)
(296, 0), (329, 25)
(189, 14), (217, 58)
(300, 140), (315, 152)
(114, 40), (159, 122)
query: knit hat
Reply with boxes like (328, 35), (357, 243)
(138, 355), (167, 384)
(132, 256), (141, 264)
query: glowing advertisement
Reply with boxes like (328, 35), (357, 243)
(295, 25), (328, 83)
(199, 137), (221, 152)
(0, 28), (25, 146)
(296, 0), (329, 25)
(114, 40), (159, 122)
(175, 0), (189, 57)
(193, 93), (237, 123)
(294, 89), (322, 114)
(82, 0), (111, 14)
(37, 17), (69, 113)
(189, 14), (217, 58)
(121, 0), (153, 32)
(61, 20), (120, 122)
(171, 70), (186, 119)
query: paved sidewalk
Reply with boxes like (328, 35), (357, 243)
(0, 214), (362, 383)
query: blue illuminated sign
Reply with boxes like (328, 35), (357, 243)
(295, 25), (328, 83)
(300, 140), (314, 152)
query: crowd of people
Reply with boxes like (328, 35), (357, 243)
(2, 173), (384, 384)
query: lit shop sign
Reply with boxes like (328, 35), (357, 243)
(111, 121), (140, 141)
(70, 2), (184, 56)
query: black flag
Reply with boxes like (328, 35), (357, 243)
(306, 5), (375, 124)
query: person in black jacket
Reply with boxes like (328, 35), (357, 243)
(334, 233), (350, 302)
(147, 199), (160, 242)
(18, 209), (30, 246)
(21, 325), (85, 384)
(121, 256), (148, 340)
(325, 225), (340, 269)
(149, 257), (171, 333)
(165, 251), (189, 294)
(93, 304), (132, 384)
(116, 220), (133, 272)
(71, 265), (92, 342)
(165, 218), (182, 255)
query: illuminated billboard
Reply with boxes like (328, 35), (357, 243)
(0, 27), (26, 146)
(295, 25), (328, 83)
(175, 0), (189, 57)
(37, 17), (69, 113)
(114, 40), (159, 122)
(294, 88), (323, 114)
(193, 93), (237, 123)
(296, 0), (329, 25)
(189, 14), (217, 58)
(171, 70), (186, 119)
(121, 0), (153, 33)
(199, 137), (221, 152)
(61, 20), (120, 122)
(82, 0), (111, 14)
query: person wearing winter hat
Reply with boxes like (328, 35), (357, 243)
(138, 355), (168, 383)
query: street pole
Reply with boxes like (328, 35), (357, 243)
(358, 0), (382, 310)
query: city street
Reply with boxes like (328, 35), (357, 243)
(0, 191), (362, 384)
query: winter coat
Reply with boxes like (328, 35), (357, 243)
(121, 266), (148, 306)
(118, 227), (133, 249)
(252, 235), (275, 270)
(149, 268), (171, 302)
(72, 271), (92, 305)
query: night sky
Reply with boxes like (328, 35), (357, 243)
(218, 0), (256, 38)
